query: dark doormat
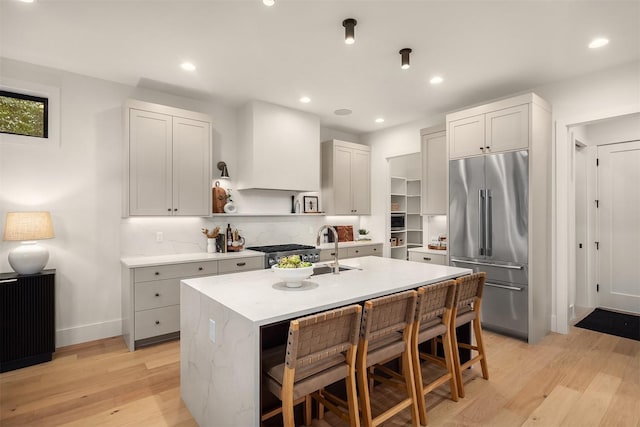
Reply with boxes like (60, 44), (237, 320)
(575, 308), (639, 341)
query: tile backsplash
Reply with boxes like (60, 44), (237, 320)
(121, 215), (360, 256)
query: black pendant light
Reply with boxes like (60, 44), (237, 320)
(343, 18), (357, 45)
(399, 48), (412, 70)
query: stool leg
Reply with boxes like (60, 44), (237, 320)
(442, 329), (459, 402)
(346, 364), (360, 427)
(357, 345), (373, 427)
(402, 347), (420, 427)
(412, 335), (428, 426)
(450, 323), (465, 398)
(304, 395), (312, 426)
(473, 317), (489, 380)
(282, 367), (296, 427)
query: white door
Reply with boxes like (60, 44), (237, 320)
(597, 141), (640, 313)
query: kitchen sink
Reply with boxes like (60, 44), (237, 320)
(312, 264), (359, 276)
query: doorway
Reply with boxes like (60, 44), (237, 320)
(596, 141), (640, 314)
(571, 113), (640, 320)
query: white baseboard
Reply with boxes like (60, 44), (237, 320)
(56, 318), (122, 348)
(550, 314), (557, 333)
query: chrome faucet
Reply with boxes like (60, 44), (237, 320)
(317, 225), (339, 274)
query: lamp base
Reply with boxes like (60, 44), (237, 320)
(8, 242), (49, 275)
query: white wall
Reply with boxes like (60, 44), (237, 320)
(0, 58), (361, 347)
(535, 60), (640, 333)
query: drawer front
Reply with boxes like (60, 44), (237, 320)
(409, 252), (446, 265)
(347, 244), (382, 258)
(134, 305), (180, 340)
(134, 261), (218, 282)
(218, 256), (263, 275)
(319, 249), (344, 262)
(134, 279), (180, 311)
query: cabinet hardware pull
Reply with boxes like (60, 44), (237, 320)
(155, 293), (160, 297)
(167, 208), (172, 211)
(480, 147), (484, 150)
(0, 279), (18, 284)
(155, 320), (160, 325)
(198, 267), (203, 271)
(237, 262), (246, 267)
(424, 257), (432, 261)
(355, 250), (359, 253)
(485, 146), (490, 149)
(486, 282), (523, 291)
(174, 208), (178, 211)
(330, 252), (336, 256)
(154, 272), (160, 275)
(450, 258), (524, 270)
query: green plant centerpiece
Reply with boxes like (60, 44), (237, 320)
(277, 255), (312, 268)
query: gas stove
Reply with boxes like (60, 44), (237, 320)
(246, 244), (320, 268)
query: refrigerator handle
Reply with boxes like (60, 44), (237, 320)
(486, 189), (492, 256)
(478, 189), (485, 256)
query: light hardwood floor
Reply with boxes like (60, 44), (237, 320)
(1, 326), (638, 426)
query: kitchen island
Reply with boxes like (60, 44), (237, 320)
(180, 256), (471, 426)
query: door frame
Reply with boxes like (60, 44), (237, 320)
(554, 106), (640, 334)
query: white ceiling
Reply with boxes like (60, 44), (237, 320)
(1, 0), (638, 134)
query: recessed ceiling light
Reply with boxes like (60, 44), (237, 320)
(375, 118), (385, 123)
(588, 38), (609, 49)
(334, 109), (352, 116)
(263, 0), (275, 6)
(299, 96), (311, 103)
(181, 62), (196, 72)
(430, 76), (444, 85)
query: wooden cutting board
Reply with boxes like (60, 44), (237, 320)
(336, 226), (354, 242)
(212, 181), (227, 213)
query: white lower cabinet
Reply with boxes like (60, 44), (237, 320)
(319, 243), (382, 262)
(347, 244), (381, 258)
(122, 255), (262, 351)
(408, 251), (446, 266)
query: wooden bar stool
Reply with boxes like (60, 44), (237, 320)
(411, 280), (458, 426)
(357, 290), (420, 427)
(262, 304), (362, 427)
(450, 272), (488, 398)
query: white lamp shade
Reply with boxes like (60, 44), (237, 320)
(8, 242), (50, 275)
(4, 211), (55, 275)
(3, 212), (55, 241)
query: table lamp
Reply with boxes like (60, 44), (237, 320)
(3, 211), (55, 275)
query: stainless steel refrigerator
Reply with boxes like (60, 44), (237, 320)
(449, 150), (529, 340)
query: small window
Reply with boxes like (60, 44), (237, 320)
(0, 90), (49, 138)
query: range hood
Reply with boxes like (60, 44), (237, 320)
(235, 100), (320, 191)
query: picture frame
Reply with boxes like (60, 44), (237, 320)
(303, 196), (319, 213)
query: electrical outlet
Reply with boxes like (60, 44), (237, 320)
(156, 232), (163, 242)
(209, 319), (216, 343)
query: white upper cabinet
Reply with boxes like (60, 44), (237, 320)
(421, 125), (447, 215)
(236, 100), (320, 191)
(321, 140), (371, 215)
(448, 98), (529, 159)
(448, 114), (485, 159)
(124, 100), (212, 217)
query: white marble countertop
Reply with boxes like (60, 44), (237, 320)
(316, 240), (382, 250)
(120, 250), (264, 268)
(408, 246), (448, 255)
(120, 241), (383, 268)
(182, 256), (470, 326)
